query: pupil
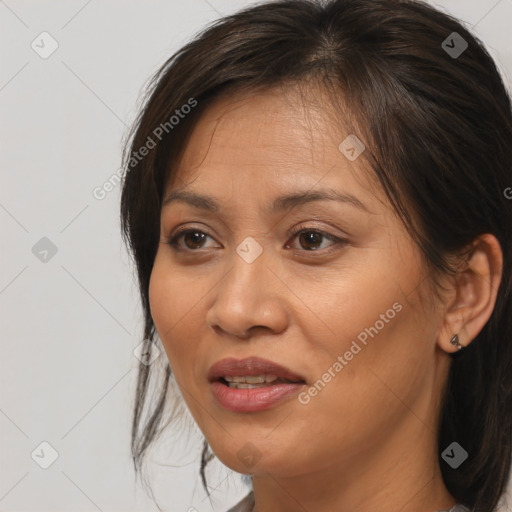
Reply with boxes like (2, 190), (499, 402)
(185, 232), (205, 248)
(300, 232), (322, 250)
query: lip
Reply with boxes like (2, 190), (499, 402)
(208, 357), (307, 413)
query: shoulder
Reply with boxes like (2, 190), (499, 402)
(226, 491), (254, 512)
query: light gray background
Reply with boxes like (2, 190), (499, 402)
(1, 1), (511, 511)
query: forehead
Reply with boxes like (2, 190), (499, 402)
(181, 90), (322, 169)
(168, 87), (383, 208)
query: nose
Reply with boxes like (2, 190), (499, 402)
(205, 243), (289, 340)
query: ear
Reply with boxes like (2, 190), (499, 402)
(438, 233), (503, 353)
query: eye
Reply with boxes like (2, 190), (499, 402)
(285, 224), (348, 253)
(166, 228), (219, 251)
(165, 224), (347, 254)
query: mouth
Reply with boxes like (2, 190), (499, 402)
(218, 374), (306, 389)
(208, 356), (307, 385)
(208, 357), (307, 412)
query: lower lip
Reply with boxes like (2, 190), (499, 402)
(210, 381), (306, 412)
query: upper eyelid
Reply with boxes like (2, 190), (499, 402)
(168, 224), (341, 239)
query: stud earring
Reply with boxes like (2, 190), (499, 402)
(450, 333), (463, 351)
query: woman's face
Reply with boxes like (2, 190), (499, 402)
(149, 88), (450, 480)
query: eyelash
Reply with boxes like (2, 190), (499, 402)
(165, 223), (348, 255)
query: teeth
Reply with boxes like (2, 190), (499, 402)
(224, 374), (279, 384)
(228, 383), (266, 389)
(222, 375), (302, 389)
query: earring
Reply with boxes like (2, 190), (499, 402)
(450, 334), (463, 351)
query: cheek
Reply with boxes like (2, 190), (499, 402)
(148, 258), (193, 373)
(148, 260), (171, 337)
(148, 254), (218, 386)
(287, 302), (425, 467)
(308, 289), (432, 416)
(290, 251), (431, 417)
(287, 256), (404, 360)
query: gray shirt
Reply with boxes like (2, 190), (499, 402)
(226, 491), (254, 512)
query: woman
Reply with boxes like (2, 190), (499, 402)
(120, 0), (512, 510)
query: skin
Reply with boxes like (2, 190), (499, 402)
(148, 86), (503, 512)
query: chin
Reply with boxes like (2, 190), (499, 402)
(213, 440), (299, 477)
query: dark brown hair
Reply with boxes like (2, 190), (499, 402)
(120, 1), (512, 510)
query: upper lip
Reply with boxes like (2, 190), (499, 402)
(208, 357), (306, 383)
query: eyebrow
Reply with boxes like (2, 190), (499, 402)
(162, 188), (370, 214)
